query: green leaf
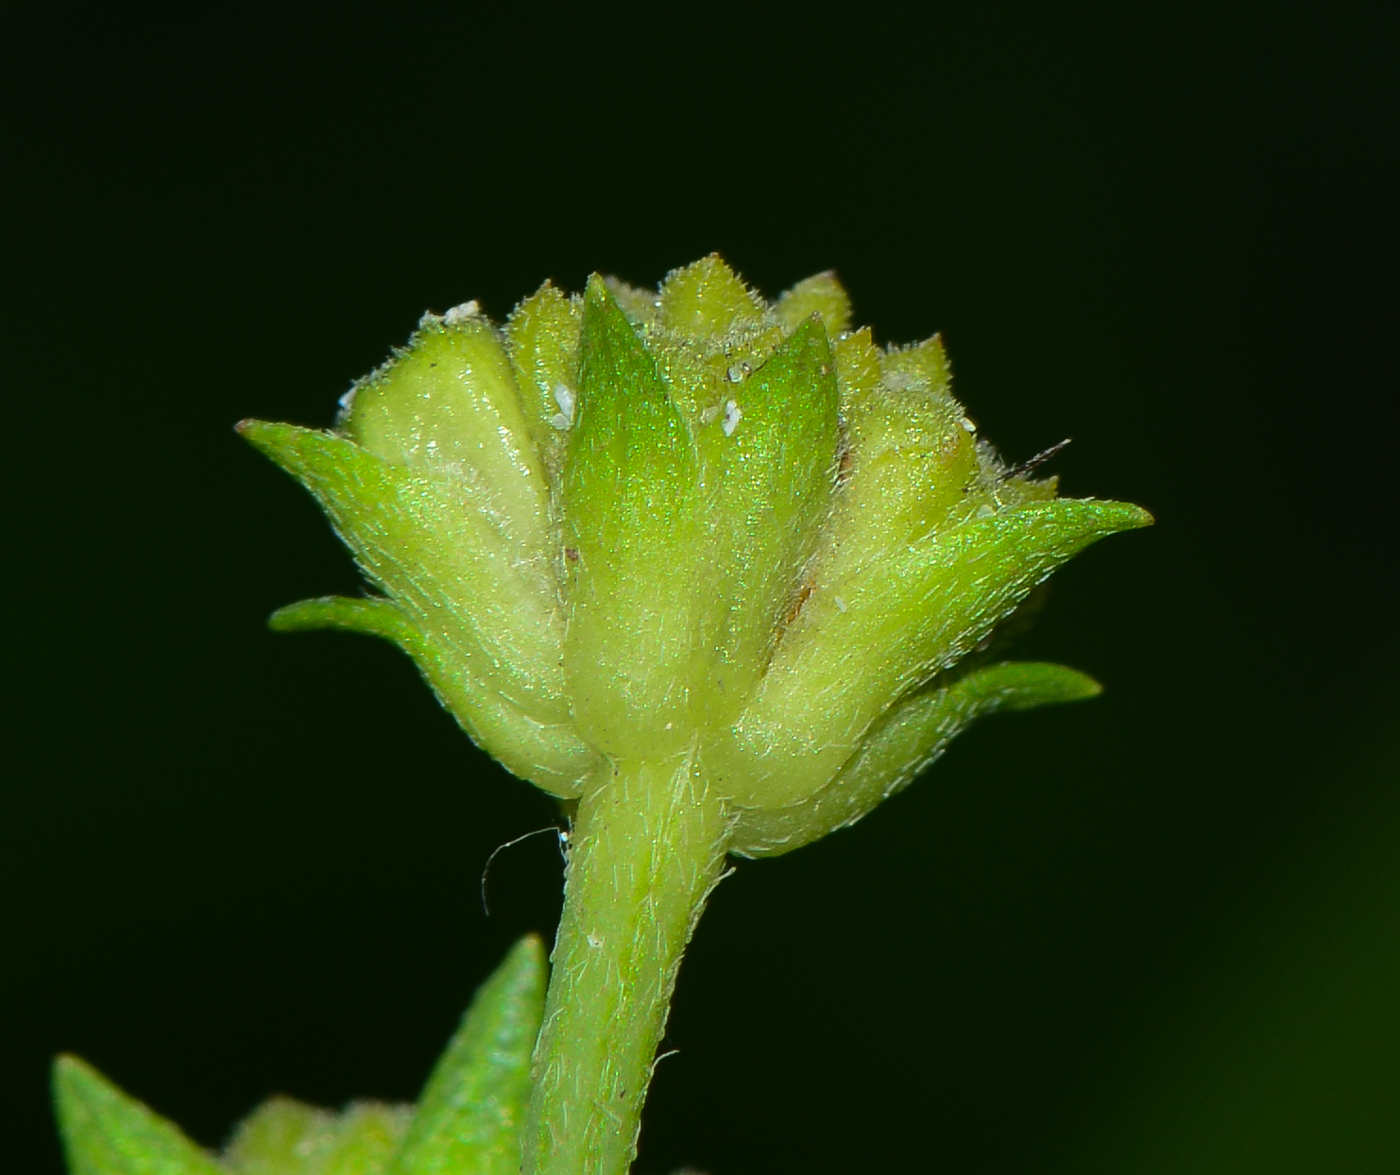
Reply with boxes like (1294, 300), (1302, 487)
(53, 1055), (224, 1175)
(713, 497), (1152, 810)
(388, 935), (548, 1175)
(731, 661), (1102, 856)
(224, 1099), (412, 1175)
(561, 277), (709, 760)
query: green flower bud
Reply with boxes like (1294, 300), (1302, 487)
(240, 255), (1150, 852)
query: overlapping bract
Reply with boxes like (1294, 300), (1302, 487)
(240, 256), (1150, 856)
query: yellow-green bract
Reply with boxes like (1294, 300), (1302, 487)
(240, 255), (1150, 857)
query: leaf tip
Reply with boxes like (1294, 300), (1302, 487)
(517, 931), (548, 968)
(53, 1052), (100, 1104)
(1117, 502), (1155, 530)
(53, 1053), (81, 1102)
(971, 661), (1106, 711)
(1054, 668), (1105, 702)
(267, 601), (314, 633)
(234, 417), (288, 456)
(584, 272), (611, 307)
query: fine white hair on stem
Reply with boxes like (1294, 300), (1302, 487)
(650, 1048), (681, 1077)
(480, 825), (569, 915)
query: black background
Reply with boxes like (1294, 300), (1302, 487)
(4, 7), (1398, 1173)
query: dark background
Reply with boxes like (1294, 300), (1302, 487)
(3, 7), (1398, 1173)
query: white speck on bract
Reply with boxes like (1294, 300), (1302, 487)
(726, 362), (751, 383)
(835, 595), (848, 613)
(722, 400), (742, 436)
(960, 416), (978, 434)
(550, 383), (576, 431)
(587, 933), (603, 948)
(699, 405), (721, 425)
(442, 300), (481, 326)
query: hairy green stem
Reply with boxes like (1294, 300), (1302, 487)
(522, 752), (732, 1175)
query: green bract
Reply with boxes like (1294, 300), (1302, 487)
(239, 256), (1149, 855)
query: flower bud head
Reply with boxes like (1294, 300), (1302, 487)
(243, 256), (1150, 854)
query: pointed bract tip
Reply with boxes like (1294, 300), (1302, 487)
(495, 932), (550, 983)
(1006, 663), (1103, 707)
(1053, 671), (1104, 701)
(1081, 499), (1155, 535)
(53, 1052), (91, 1092)
(516, 932), (547, 964)
(584, 273), (611, 304)
(234, 418), (280, 446)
